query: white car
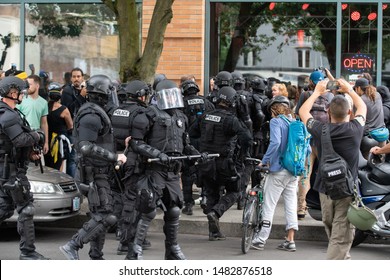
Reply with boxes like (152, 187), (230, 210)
(5, 164), (83, 223)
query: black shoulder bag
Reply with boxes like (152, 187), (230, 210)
(319, 124), (355, 200)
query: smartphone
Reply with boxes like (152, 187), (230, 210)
(326, 80), (339, 91)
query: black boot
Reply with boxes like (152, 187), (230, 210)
(117, 242), (128, 255)
(163, 207), (186, 260)
(165, 242), (186, 260)
(19, 251), (49, 260)
(59, 240), (80, 260)
(182, 203), (193, 215)
(125, 216), (151, 260)
(89, 233), (105, 260)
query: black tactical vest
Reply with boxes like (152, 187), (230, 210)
(200, 109), (236, 156)
(110, 102), (145, 151)
(145, 105), (187, 154)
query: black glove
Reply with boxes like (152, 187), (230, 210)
(200, 152), (209, 163)
(35, 129), (45, 146)
(158, 152), (170, 163)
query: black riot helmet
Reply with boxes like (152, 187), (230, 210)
(117, 83), (127, 104)
(0, 76), (29, 103)
(155, 79), (184, 110)
(267, 95), (290, 113)
(214, 71), (233, 89)
(218, 86), (237, 108)
(153, 73), (167, 91)
(231, 71), (245, 91)
(86, 74), (113, 107)
(125, 80), (151, 98)
(181, 80), (200, 96)
(250, 77), (266, 93)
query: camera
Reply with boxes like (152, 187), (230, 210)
(326, 80), (339, 91)
(315, 66), (327, 77)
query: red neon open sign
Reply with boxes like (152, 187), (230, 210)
(342, 53), (375, 74)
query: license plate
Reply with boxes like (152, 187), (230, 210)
(72, 197), (80, 211)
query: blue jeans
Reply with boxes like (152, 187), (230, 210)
(66, 148), (77, 178)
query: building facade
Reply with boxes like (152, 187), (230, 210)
(1, 1), (390, 92)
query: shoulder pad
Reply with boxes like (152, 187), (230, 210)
(0, 107), (24, 140)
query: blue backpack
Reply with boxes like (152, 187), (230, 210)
(279, 115), (311, 177)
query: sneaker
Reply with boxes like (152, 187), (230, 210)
(182, 203), (193, 215)
(277, 240), (296, 252)
(207, 211), (220, 233)
(297, 210), (306, 220)
(251, 241), (265, 251)
(19, 251), (49, 260)
(209, 231), (226, 241)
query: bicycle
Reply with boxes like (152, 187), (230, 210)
(241, 158), (269, 254)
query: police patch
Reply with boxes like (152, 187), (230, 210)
(113, 109), (130, 117)
(177, 119), (183, 127)
(187, 99), (204, 105)
(205, 115), (221, 122)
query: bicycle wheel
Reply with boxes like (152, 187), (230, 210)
(241, 196), (257, 254)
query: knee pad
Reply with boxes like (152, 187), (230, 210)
(141, 210), (157, 222)
(20, 205), (35, 218)
(103, 214), (117, 227)
(165, 206), (180, 220)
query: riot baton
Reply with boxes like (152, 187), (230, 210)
(147, 153), (220, 163)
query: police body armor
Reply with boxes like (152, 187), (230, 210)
(73, 102), (115, 168)
(111, 101), (146, 151)
(199, 109), (236, 156)
(235, 89), (252, 130)
(0, 103), (32, 181)
(145, 105), (187, 154)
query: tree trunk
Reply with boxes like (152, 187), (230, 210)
(115, 0), (140, 82)
(223, 3), (254, 72)
(139, 0), (174, 83)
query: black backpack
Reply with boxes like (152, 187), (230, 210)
(319, 124), (355, 200)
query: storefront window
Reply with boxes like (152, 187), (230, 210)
(208, 1), (390, 88)
(210, 2), (338, 87)
(341, 3), (378, 84)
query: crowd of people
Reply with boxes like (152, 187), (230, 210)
(1, 65), (389, 261)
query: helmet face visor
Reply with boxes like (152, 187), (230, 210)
(155, 87), (184, 110)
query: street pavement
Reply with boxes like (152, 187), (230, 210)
(0, 226), (389, 260)
(1, 198), (390, 260)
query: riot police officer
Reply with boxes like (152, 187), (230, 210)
(60, 74), (127, 260)
(180, 79), (214, 215)
(126, 79), (206, 260)
(111, 80), (152, 254)
(231, 71), (254, 210)
(0, 76), (48, 260)
(197, 86), (253, 240)
(248, 77), (269, 159)
(208, 71), (233, 106)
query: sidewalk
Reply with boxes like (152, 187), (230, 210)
(150, 198), (328, 241)
(53, 197), (390, 245)
(60, 196), (328, 242)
